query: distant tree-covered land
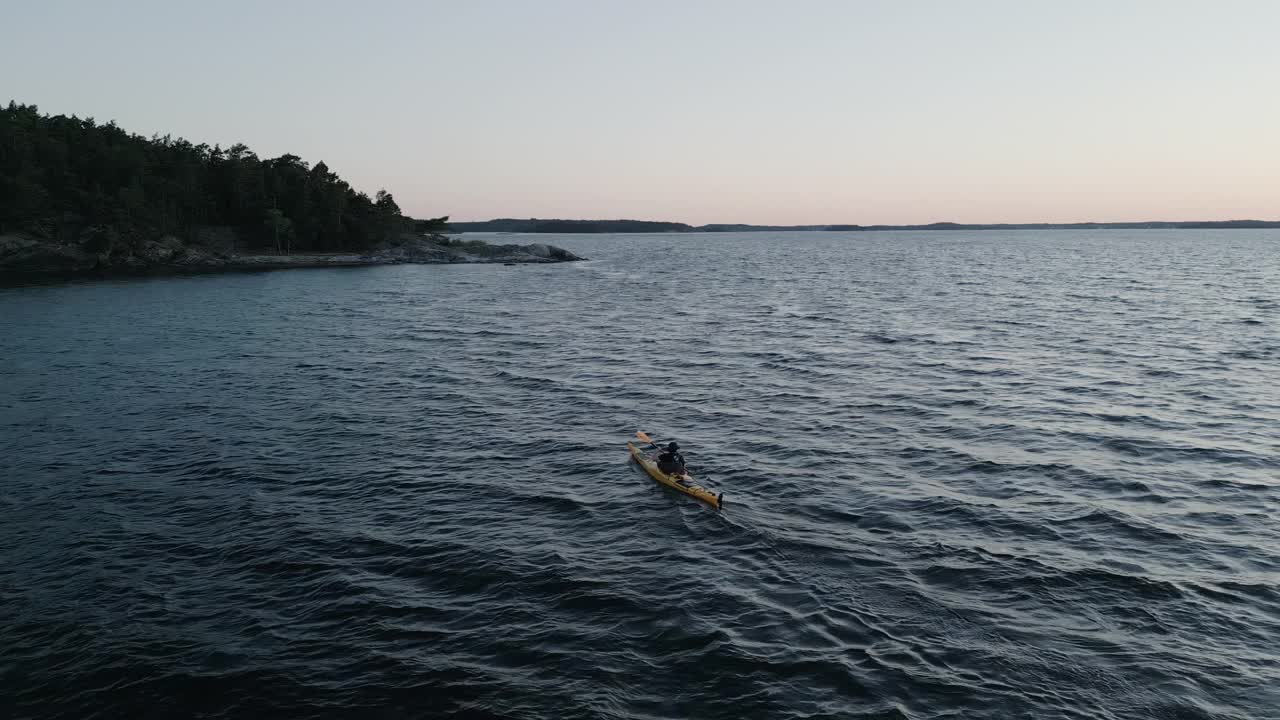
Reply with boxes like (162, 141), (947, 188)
(450, 218), (1280, 234)
(449, 218), (695, 233)
(0, 101), (447, 253)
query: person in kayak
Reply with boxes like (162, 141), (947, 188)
(656, 442), (688, 476)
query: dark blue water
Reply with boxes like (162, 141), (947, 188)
(3, 230), (1279, 719)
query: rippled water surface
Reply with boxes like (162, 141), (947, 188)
(3, 230), (1280, 719)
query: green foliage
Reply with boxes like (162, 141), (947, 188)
(414, 215), (449, 233)
(433, 236), (489, 251)
(0, 101), (412, 251)
(263, 207), (294, 253)
(453, 238), (490, 252)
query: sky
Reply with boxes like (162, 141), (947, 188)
(3, 0), (1278, 225)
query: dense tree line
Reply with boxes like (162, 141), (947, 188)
(0, 101), (442, 253)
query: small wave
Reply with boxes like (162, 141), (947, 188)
(1050, 508), (1188, 546)
(1098, 436), (1278, 469)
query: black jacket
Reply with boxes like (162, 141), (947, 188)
(657, 450), (686, 473)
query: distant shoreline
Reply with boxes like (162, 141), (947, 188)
(450, 219), (1280, 234)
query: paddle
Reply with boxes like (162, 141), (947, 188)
(635, 431), (699, 477)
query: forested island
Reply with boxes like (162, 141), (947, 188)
(451, 219), (1280, 233)
(0, 102), (580, 278)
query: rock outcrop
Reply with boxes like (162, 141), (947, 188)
(372, 236), (583, 264)
(0, 234), (98, 274)
(0, 231), (232, 275)
(0, 230), (582, 281)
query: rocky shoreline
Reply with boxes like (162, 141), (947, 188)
(0, 232), (584, 282)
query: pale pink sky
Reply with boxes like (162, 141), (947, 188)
(4, 0), (1278, 224)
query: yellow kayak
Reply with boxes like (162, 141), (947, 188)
(627, 441), (723, 509)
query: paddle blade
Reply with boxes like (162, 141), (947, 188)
(636, 431), (654, 444)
